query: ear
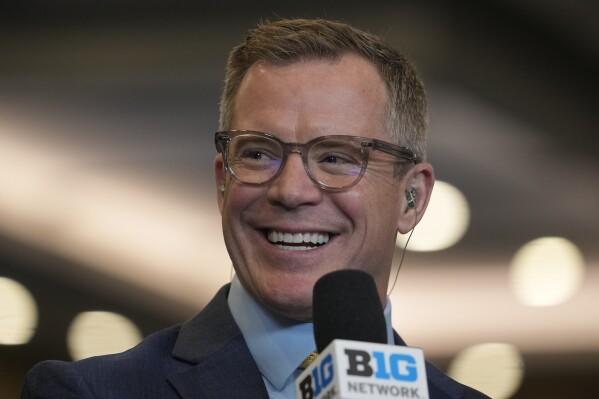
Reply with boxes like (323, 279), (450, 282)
(397, 162), (435, 234)
(214, 154), (226, 214)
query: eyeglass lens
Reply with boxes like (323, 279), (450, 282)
(226, 134), (366, 188)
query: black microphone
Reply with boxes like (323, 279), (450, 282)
(313, 269), (387, 352)
(296, 269), (430, 399)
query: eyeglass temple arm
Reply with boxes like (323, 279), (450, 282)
(364, 140), (420, 163)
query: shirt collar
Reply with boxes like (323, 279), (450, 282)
(227, 276), (395, 390)
(228, 277), (315, 390)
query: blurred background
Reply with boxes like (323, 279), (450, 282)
(1, 1), (598, 398)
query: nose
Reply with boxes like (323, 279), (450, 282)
(266, 153), (323, 208)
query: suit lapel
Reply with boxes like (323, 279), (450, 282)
(168, 334), (268, 399)
(167, 285), (269, 399)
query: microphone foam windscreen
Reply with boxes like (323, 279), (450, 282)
(313, 269), (387, 352)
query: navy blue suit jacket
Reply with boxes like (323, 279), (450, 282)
(22, 284), (489, 398)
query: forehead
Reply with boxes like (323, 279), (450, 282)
(232, 55), (391, 142)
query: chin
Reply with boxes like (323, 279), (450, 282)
(258, 281), (314, 321)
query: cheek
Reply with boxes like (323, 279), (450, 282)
(356, 183), (403, 245)
(223, 185), (260, 219)
(221, 186), (261, 254)
(338, 181), (400, 222)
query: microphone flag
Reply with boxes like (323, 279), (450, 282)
(295, 339), (429, 399)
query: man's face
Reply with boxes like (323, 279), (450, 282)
(215, 55), (417, 320)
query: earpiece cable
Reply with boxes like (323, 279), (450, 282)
(387, 204), (418, 295)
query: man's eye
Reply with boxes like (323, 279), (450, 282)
(318, 153), (359, 165)
(322, 155), (340, 163)
(242, 150), (272, 160)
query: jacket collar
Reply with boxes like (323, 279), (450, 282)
(167, 284), (269, 399)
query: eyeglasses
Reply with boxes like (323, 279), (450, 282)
(215, 130), (419, 191)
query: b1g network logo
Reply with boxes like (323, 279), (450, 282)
(295, 340), (429, 399)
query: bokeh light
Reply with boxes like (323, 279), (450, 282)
(510, 237), (585, 306)
(67, 311), (143, 361)
(448, 342), (524, 399)
(0, 277), (38, 345)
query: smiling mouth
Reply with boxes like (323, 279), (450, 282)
(266, 230), (330, 250)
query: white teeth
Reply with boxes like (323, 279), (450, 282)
(267, 230), (331, 248)
(310, 233), (318, 244)
(277, 245), (316, 251)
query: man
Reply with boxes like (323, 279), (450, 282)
(22, 18), (489, 398)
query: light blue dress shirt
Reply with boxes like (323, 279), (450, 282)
(228, 276), (394, 399)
